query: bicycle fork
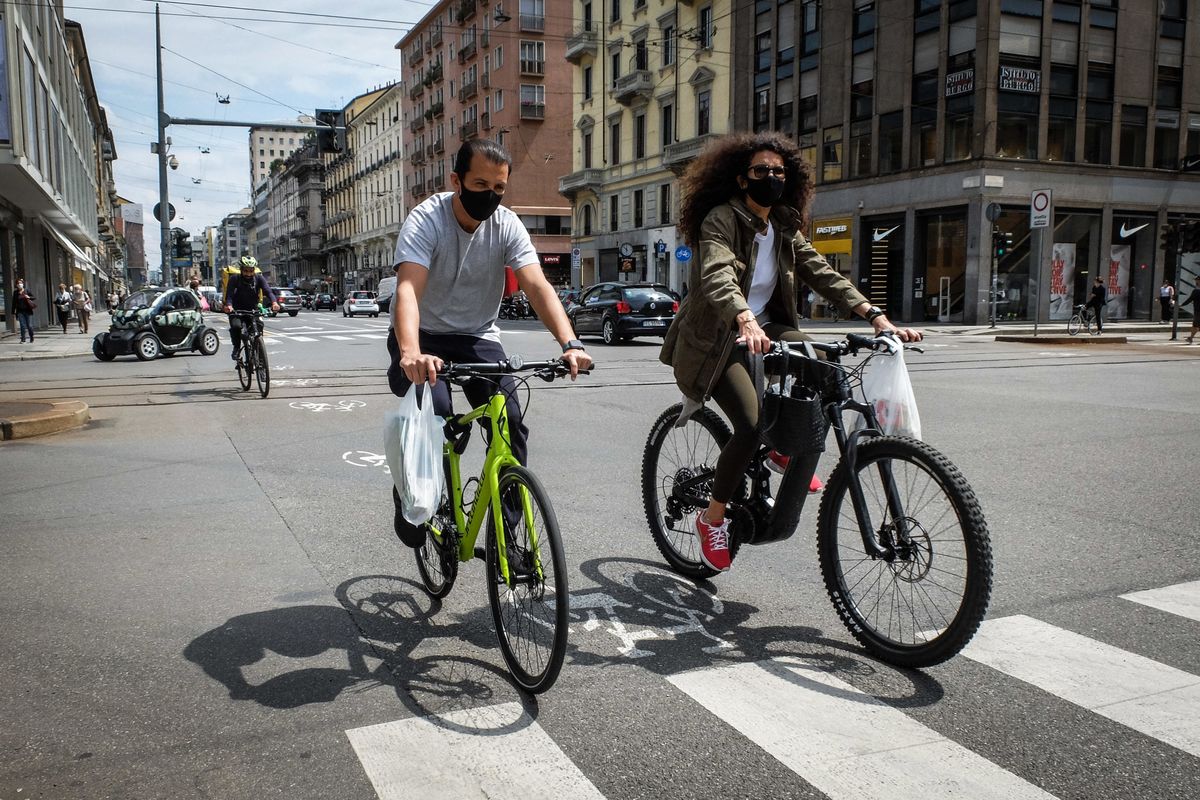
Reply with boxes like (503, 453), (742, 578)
(833, 405), (910, 562)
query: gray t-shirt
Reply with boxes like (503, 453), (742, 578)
(392, 192), (539, 341)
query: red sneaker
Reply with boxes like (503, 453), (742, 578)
(809, 474), (824, 493)
(695, 513), (732, 572)
(765, 449), (790, 475)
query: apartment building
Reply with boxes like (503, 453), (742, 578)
(217, 207), (251, 267)
(266, 142), (325, 286)
(322, 87), (389, 294)
(1, 5), (111, 333)
(560, 0), (732, 291)
(348, 82), (405, 292)
(397, 0), (574, 284)
(733, 0), (1200, 323)
(249, 116), (315, 191)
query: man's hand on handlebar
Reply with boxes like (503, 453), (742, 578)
(401, 351), (444, 386)
(222, 304), (232, 314)
(270, 302), (280, 313)
(870, 313), (923, 343)
(561, 348), (593, 379)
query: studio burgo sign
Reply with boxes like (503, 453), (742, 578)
(999, 65), (1040, 94)
(945, 69), (975, 98)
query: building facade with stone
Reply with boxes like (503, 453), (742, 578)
(249, 116), (315, 191)
(348, 82), (405, 293)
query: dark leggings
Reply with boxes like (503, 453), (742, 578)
(709, 324), (812, 503)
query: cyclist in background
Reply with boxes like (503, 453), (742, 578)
(660, 131), (920, 573)
(222, 256), (279, 360)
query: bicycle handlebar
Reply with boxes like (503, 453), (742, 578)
(738, 331), (922, 360)
(442, 356), (591, 383)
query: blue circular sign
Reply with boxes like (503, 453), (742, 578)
(675, 245), (692, 262)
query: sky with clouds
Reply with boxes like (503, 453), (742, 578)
(63, 0), (434, 268)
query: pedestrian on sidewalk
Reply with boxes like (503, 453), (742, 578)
(1180, 276), (1200, 344)
(71, 283), (92, 334)
(1087, 277), (1107, 334)
(54, 283), (72, 333)
(1159, 280), (1175, 323)
(12, 278), (36, 343)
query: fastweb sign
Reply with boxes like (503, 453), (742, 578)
(812, 218), (853, 255)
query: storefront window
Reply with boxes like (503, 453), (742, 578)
(1049, 210), (1101, 319)
(1110, 214), (1155, 319)
(916, 210), (967, 322)
(992, 210), (1032, 320)
(996, 92), (1038, 159)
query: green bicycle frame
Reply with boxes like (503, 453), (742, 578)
(436, 391), (542, 586)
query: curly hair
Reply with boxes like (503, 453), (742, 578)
(677, 131), (815, 247)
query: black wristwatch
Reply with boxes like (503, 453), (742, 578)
(864, 305), (885, 323)
(562, 338), (586, 353)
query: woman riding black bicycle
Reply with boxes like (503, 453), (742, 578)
(659, 131), (921, 573)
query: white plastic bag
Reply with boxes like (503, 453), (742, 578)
(857, 341), (922, 439)
(384, 383), (445, 525)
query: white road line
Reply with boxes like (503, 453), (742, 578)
(961, 615), (1200, 758)
(669, 657), (1059, 800)
(326, 335), (356, 341)
(356, 334), (387, 339)
(283, 335), (318, 342)
(346, 702), (608, 800)
(1121, 579), (1200, 623)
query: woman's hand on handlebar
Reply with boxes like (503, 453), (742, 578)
(736, 310), (772, 354)
(561, 348), (593, 379)
(401, 351), (444, 385)
(870, 313), (923, 343)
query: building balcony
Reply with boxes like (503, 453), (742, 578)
(558, 168), (605, 199)
(458, 41), (477, 64)
(520, 102), (546, 120)
(481, 30), (489, 48)
(481, 72), (490, 90)
(565, 27), (598, 64)
(410, 150), (426, 165)
(431, 174), (446, 191)
(459, 80), (478, 101)
(613, 70), (653, 105)
(409, 45), (424, 65)
(455, 0), (477, 24)
(520, 13), (545, 32)
(460, 120), (479, 139)
(410, 116), (426, 132)
(663, 133), (719, 173)
(431, 27), (442, 47)
(432, 138), (445, 154)
(424, 63), (443, 85)
(481, 111), (492, 130)
(409, 81), (424, 99)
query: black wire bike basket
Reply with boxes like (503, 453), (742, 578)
(758, 346), (830, 457)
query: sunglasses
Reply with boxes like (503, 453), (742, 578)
(748, 165), (787, 179)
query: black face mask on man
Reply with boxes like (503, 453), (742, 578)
(459, 186), (503, 222)
(744, 175), (786, 208)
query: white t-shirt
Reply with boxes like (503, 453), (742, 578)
(392, 192), (539, 341)
(746, 221), (778, 320)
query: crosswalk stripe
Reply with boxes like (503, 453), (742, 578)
(326, 335), (356, 341)
(346, 702), (608, 800)
(356, 333), (388, 339)
(669, 657), (1059, 800)
(285, 335), (318, 342)
(1121, 579), (1200, 623)
(961, 615), (1200, 758)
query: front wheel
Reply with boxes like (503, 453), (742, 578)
(1067, 314), (1083, 336)
(92, 335), (115, 362)
(254, 339), (270, 398)
(486, 466), (568, 694)
(134, 333), (161, 361)
(288, 311), (298, 317)
(601, 317), (620, 345)
(816, 436), (992, 668)
(236, 344), (252, 390)
(198, 328), (220, 356)
(641, 403), (742, 580)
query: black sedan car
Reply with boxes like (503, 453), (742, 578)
(313, 293), (337, 311)
(93, 287), (221, 361)
(568, 282), (678, 345)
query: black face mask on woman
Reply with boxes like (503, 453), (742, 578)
(744, 175), (786, 208)
(459, 186), (503, 222)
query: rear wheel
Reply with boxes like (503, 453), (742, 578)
(641, 403), (742, 580)
(92, 335), (115, 362)
(198, 329), (220, 356)
(1067, 313), (1083, 335)
(416, 483), (458, 599)
(486, 466), (568, 694)
(254, 339), (270, 398)
(816, 436), (992, 667)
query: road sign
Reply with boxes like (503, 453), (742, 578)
(1030, 189), (1052, 229)
(153, 202), (176, 222)
(985, 202), (1002, 223)
(675, 245), (692, 263)
(570, 247), (581, 269)
(655, 240), (667, 255)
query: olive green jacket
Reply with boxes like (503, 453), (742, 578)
(660, 197), (868, 402)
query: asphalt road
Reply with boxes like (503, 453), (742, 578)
(1, 312), (1198, 800)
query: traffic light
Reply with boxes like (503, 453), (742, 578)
(1161, 222), (1180, 253)
(171, 228), (191, 260)
(994, 229), (1014, 257)
(315, 108), (346, 154)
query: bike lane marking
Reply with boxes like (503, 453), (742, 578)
(1121, 579), (1200, 623)
(346, 702), (608, 800)
(670, 657), (1061, 800)
(960, 614), (1200, 758)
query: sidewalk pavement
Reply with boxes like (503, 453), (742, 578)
(0, 311), (112, 362)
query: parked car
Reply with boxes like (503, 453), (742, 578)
(568, 282), (679, 345)
(270, 287), (302, 317)
(313, 293), (337, 311)
(343, 290), (380, 318)
(93, 287), (221, 361)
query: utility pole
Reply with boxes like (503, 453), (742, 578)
(155, 4), (172, 287)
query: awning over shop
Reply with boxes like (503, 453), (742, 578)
(45, 223), (107, 280)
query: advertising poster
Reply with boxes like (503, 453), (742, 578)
(1107, 245), (1130, 319)
(1049, 242), (1076, 319)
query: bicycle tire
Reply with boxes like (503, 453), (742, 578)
(1067, 314), (1082, 336)
(255, 339), (270, 398)
(816, 436), (992, 668)
(641, 403), (742, 580)
(486, 466), (568, 693)
(415, 482), (457, 599)
(236, 345), (252, 390)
